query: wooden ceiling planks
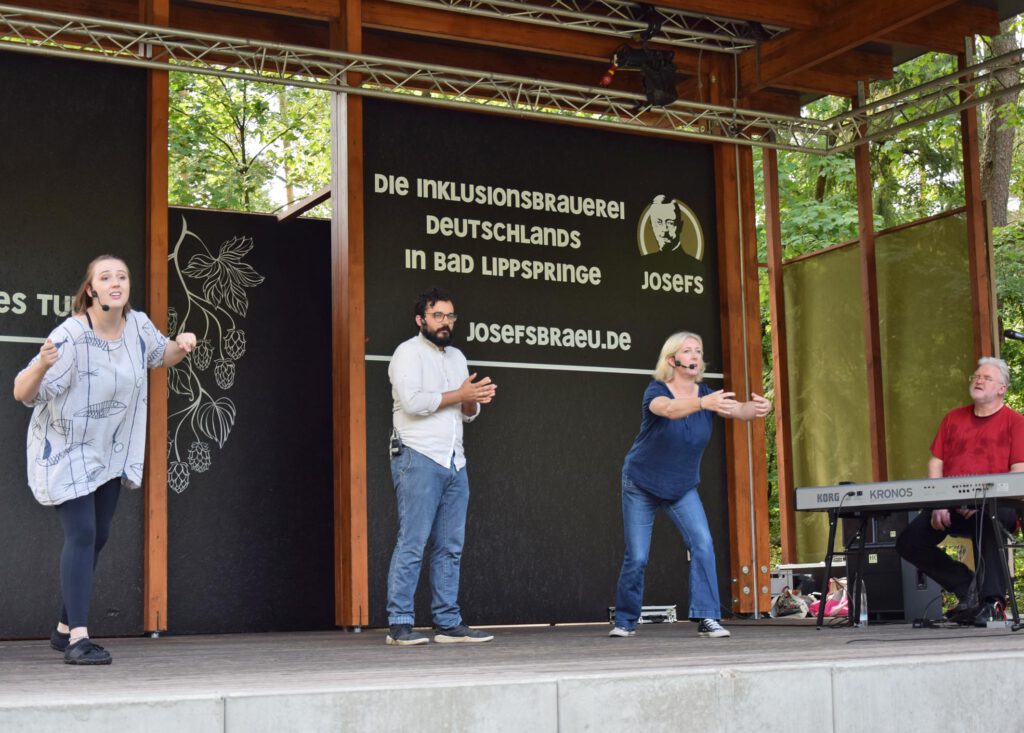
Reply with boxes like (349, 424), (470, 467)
(740, 0), (959, 94)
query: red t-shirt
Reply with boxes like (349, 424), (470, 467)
(931, 404), (1024, 476)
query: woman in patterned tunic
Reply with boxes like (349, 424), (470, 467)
(13, 255), (196, 665)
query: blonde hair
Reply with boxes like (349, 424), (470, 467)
(653, 331), (704, 383)
(72, 255), (132, 315)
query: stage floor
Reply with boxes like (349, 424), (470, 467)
(3, 619), (1023, 731)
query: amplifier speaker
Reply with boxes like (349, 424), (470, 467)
(841, 511), (942, 621)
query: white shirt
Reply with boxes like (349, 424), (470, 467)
(20, 311), (168, 505)
(389, 333), (479, 469)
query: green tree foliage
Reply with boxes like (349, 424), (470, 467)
(169, 73), (331, 216)
(994, 222), (1024, 412)
(867, 54), (965, 228)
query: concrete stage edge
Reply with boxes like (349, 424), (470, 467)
(1, 621), (1020, 731)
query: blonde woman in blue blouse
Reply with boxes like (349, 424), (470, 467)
(13, 255), (196, 665)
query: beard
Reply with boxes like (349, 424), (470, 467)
(421, 321), (453, 347)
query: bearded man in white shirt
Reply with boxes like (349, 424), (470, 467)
(385, 287), (497, 646)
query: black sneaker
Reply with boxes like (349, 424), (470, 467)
(385, 624), (429, 646)
(697, 619), (731, 638)
(50, 628), (70, 652)
(434, 624), (494, 643)
(64, 638), (112, 665)
(972, 600), (1006, 627)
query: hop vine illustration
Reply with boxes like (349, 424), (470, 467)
(169, 460), (190, 494)
(167, 307), (178, 337)
(224, 328), (247, 360)
(166, 216), (264, 493)
(214, 358), (235, 389)
(191, 339), (214, 370)
(187, 440), (212, 472)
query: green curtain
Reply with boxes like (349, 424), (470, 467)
(877, 214), (975, 481)
(784, 213), (976, 562)
(785, 245), (871, 561)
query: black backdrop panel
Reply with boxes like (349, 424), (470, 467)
(363, 99), (727, 625)
(0, 52), (146, 639)
(165, 208), (335, 634)
(365, 366), (730, 624)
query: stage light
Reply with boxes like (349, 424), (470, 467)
(600, 44), (678, 107)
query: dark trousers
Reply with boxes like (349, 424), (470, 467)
(53, 478), (121, 628)
(895, 505), (1018, 602)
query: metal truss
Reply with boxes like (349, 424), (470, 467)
(382, 0), (782, 53)
(0, 3), (1022, 155)
(827, 48), (1024, 154)
(0, 3), (833, 153)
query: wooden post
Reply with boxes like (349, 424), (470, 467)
(960, 46), (995, 358)
(854, 89), (888, 483)
(709, 57), (771, 613)
(140, 0), (170, 634)
(712, 140), (772, 614)
(330, 0), (369, 628)
(762, 147), (797, 563)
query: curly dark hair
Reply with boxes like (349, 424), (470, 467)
(414, 287), (454, 319)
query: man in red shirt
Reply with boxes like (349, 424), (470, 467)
(895, 357), (1024, 625)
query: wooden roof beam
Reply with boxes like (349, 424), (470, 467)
(880, 3), (999, 54)
(364, 31), (634, 91)
(653, 0), (824, 31)
(680, 79), (804, 116)
(195, 0), (827, 31)
(181, 0), (340, 19)
(738, 0), (958, 94)
(767, 49), (892, 96)
(9, 0), (139, 21)
(363, 0), (706, 70)
(172, 2), (330, 46)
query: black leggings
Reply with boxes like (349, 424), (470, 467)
(54, 478), (121, 629)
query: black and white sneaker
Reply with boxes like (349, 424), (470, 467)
(434, 624), (494, 643)
(386, 624), (429, 646)
(697, 619), (730, 638)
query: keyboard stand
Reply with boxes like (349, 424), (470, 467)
(816, 508), (870, 630)
(988, 500), (1024, 632)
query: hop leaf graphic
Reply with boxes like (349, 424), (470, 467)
(167, 307), (178, 337)
(187, 440), (212, 472)
(168, 461), (191, 493)
(214, 358), (236, 390)
(182, 235), (265, 316)
(191, 339), (213, 370)
(223, 328), (247, 360)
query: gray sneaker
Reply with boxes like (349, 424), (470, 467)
(434, 624), (494, 643)
(608, 626), (635, 637)
(386, 624), (429, 646)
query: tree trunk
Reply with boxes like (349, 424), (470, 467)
(980, 21), (1021, 227)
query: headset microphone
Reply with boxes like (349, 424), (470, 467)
(670, 357), (682, 367)
(91, 290), (110, 312)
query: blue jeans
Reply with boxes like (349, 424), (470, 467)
(386, 446), (469, 628)
(613, 473), (721, 629)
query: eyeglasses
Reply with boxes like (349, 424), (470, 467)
(969, 374), (999, 384)
(428, 312), (458, 323)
